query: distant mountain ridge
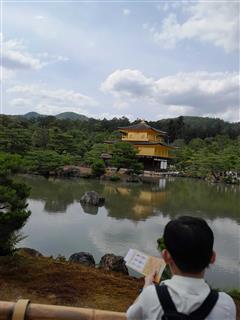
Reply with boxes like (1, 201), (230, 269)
(19, 112), (238, 124)
(2, 112), (239, 141)
(22, 111), (89, 121)
(156, 116), (239, 128)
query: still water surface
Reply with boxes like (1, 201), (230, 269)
(18, 175), (240, 289)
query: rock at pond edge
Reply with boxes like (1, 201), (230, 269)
(99, 254), (129, 275)
(69, 252), (96, 267)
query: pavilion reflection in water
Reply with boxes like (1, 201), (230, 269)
(86, 179), (168, 220)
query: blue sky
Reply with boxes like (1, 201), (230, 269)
(1, 1), (239, 121)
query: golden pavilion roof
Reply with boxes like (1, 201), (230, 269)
(118, 120), (166, 135)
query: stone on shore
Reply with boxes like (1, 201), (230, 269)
(69, 252), (96, 267)
(80, 191), (105, 206)
(99, 254), (129, 275)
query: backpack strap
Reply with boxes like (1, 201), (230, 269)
(155, 284), (219, 320)
(155, 284), (178, 313)
(189, 289), (219, 320)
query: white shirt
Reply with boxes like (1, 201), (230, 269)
(127, 275), (236, 320)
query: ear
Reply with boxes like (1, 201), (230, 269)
(210, 251), (216, 264)
(162, 249), (172, 264)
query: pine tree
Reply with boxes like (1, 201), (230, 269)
(0, 153), (31, 255)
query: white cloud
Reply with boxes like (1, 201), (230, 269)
(92, 112), (134, 121)
(88, 41), (96, 48)
(37, 52), (69, 63)
(10, 98), (32, 107)
(123, 8), (131, 16)
(142, 23), (149, 30)
(101, 69), (154, 98)
(153, 2), (239, 52)
(0, 66), (15, 81)
(3, 38), (43, 70)
(204, 108), (240, 123)
(157, 2), (187, 13)
(34, 15), (45, 20)
(8, 84), (98, 115)
(156, 105), (195, 120)
(101, 69), (239, 122)
(2, 37), (68, 71)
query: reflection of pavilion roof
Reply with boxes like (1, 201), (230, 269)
(118, 120), (166, 135)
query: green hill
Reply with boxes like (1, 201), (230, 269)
(149, 116), (240, 142)
(22, 111), (88, 121)
(23, 112), (45, 119)
(56, 112), (88, 121)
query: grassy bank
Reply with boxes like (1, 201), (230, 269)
(0, 254), (143, 312)
(0, 254), (239, 319)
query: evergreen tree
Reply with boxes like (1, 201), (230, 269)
(0, 153), (31, 255)
(111, 142), (143, 173)
(91, 159), (106, 177)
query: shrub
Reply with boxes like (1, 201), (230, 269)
(91, 159), (106, 177)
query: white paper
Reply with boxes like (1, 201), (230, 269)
(124, 248), (166, 282)
(124, 248), (135, 263)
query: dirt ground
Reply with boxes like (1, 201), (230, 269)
(0, 254), (143, 312)
(0, 254), (239, 319)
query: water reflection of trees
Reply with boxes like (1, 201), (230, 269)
(102, 179), (240, 222)
(17, 175), (240, 222)
(17, 175), (105, 214)
(159, 179), (240, 221)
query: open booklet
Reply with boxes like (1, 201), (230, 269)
(124, 248), (166, 283)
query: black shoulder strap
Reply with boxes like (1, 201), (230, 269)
(189, 289), (219, 319)
(155, 284), (219, 320)
(155, 284), (178, 315)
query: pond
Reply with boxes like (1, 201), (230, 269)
(17, 175), (240, 290)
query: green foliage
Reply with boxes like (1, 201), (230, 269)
(227, 289), (240, 300)
(157, 237), (166, 252)
(157, 236), (172, 282)
(32, 129), (49, 148)
(0, 153), (31, 255)
(55, 254), (67, 262)
(91, 159), (106, 177)
(111, 142), (143, 173)
(0, 128), (31, 154)
(175, 136), (240, 181)
(109, 175), (121, 182)
(172, 139), (185, 148)
(0, 115), (239, 180)
(0, 153), (24, 176)
(24, 150), (70, 176)
(48, 130), (77, 154)
(84, 144), (108, 165)
(150, 116), (240, 143)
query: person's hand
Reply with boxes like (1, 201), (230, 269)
(144, 270), (158, 288)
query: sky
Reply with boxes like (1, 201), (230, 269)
(1, 0), (240, 122)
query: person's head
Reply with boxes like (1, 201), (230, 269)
(162, 216), (215, 275)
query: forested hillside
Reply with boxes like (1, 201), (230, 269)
(22, 112), (89, 121)
(11, 113), (240, 142)
(0, 114), (239, 181)
(148, 116), (240, 142)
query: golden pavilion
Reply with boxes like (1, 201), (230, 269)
(105, 120), (175, 170)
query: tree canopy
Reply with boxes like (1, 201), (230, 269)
(0, 153), (31, 255)
(0, 114), (239, 179)
(175, 136), (240, 181)
(110, 142), (143, 173)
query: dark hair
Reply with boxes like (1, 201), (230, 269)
(163, 216), (214, 273)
